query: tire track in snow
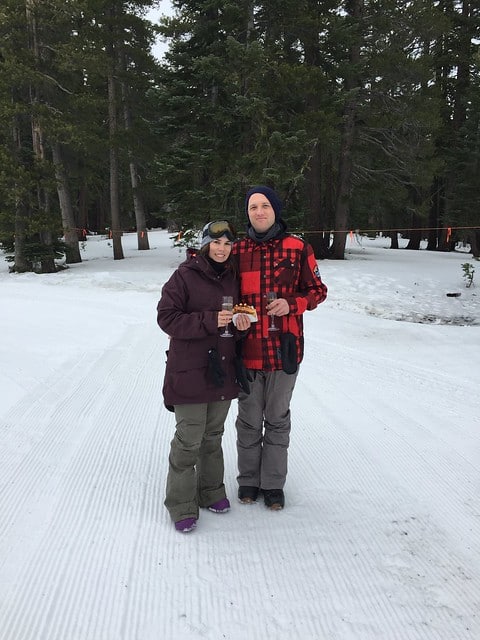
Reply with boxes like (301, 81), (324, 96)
(290, 412), (478, 639)
(0, 350), (123, 543)
(304, 338), (480, 518)
(0, 323), (171, 640)
(306, 331), (480, 471)
(1, 315), (479, 639)
(285, 339), (480, 639)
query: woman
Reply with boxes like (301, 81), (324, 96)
(157, 220), (251, 533)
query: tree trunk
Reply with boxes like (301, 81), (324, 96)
(427, 176), (443, 250)
(305, 142), (329, 258)
(32, 140), (56, 274)
(431, 1), (473, 249)
(52, 142), (82, 263)
(405, 212), (423, 250)
(331, 94), (356, 259)
(469, 231), (480, 258)
(107, 24), (124, 261)
(11, 116), (29, 272)
(13, 203), (29, 273)
(131, 164), (151, 251)
(121, 82), (150, 250)
(390, 231), (399, 249)
(78, 185), (89, 236)
(39, 231), (56, 273)
(331, 0), (363, 260)
(26, 0), (56, 273)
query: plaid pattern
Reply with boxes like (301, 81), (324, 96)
(233, 234), (327, 370)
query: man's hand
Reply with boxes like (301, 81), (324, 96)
(267, 298), (289, 316)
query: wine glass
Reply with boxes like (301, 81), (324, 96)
(266, 291), (279, 331)
(221, 296), (233, 337)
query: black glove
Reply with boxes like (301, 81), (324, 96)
(234, 356), (252, 394)
(280, 332), (298, 375)
(208, 348), (226, 387)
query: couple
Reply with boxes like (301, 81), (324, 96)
(156, 186), (328, 533)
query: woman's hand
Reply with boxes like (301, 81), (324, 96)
(217, 309), (233, 328)
(235, 313), (252, 331)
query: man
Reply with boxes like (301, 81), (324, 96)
(232, 185), (327, 510)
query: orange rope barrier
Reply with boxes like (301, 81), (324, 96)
(296, 225), (479, 235)
(64, 224), (480, 236)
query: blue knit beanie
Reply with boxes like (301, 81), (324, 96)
(245, 186), (283, 221)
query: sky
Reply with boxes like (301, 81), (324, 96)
(0, 230), (479, 640)
(146, 2), (174, 60)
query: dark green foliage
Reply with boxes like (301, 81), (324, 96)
(0, 0), (160, 271)
(152, 0), (474, 255)
(0, 233), (68, 271)
(1, 0), (480, 266)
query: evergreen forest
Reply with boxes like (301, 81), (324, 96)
(1, 0), (479, 272)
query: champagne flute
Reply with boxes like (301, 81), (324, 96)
(266, 291), (279, 331)
(221, 296), (233, 337)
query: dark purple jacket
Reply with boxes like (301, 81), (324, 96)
(157, 255), (241, 406)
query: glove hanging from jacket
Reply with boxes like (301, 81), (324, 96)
(234, 338), (252, 394)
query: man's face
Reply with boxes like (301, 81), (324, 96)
(247, 193), (275, 233)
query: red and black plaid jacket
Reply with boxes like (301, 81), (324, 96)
(233, 232), (327, 371)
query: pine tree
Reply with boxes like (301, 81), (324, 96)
(0, 0), (161, 270)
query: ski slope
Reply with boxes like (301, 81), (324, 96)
(0, 230), (479, 639)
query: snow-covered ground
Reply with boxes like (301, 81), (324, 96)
(0, 230), (479, 640)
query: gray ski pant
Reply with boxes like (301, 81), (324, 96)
(164, 400), (231, 522)
(235, 368), (299, 491)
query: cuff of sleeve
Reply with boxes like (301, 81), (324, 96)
(286, 297), (307, 315)
(208, 311), (220, 333)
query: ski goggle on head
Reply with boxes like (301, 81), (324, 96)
(201, 220), (236, 244)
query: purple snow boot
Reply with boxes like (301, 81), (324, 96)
(175, 517), (197, 533)
(208, 498), (231, 513)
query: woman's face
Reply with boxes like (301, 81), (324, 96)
(208, 235), (232, 263)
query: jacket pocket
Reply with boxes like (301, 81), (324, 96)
(207, 348), (226, 387)
(240, 270), (261, 295)
(273, 258), (299, 287)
